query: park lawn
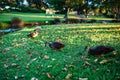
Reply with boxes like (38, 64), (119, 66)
(0, 23), (120, 80)
(0, 12), (115, 22)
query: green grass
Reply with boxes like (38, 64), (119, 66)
(0, 12), (115, 22)
(0, 23), (120, 80)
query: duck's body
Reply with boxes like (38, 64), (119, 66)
(27, 30), (38, 38)
(45, 42), (65, 50)
(85, 46), (115, 55)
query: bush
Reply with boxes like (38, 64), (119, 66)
(19, 7), (45, 13)
(65, 18), (80, 24)
(0, 22), (10, 30)
(11, 17), (24, 28)
(53, 18), (61, 24)
(90, 19), (97, 23)
(20, 6), (29, 12)
(29, 8), (45, 13)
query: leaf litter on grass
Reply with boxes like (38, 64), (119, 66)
(0, 23), (120, 80)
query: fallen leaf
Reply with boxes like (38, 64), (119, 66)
(21, 75), (25, 78)
(37, 65), (40, 69)
(65, 74), (72, 80)
(62, 68), (68, 72)
(3, 47), (12, 52)
(0, 41), (4, 44)
(100, 59), (109, 64)
(82, 61), (91, 67)
(31, 77), (38, 80)
(15, 76), (18, 80)
(79, 78), (88, 80)
(11, 63), (17, 67)
(44, 55), (49, 59)
(4, 64), (9, 68)
(47, 65), (52, 68)
(81, 56), (90, 60)
(52, 58), (56, 61)
(69, 64), (75, 68)
(46, 72), (51, 78)
(94, 59), (98, 63)
(26, 65), (29, 70)
(12, 55), (17, 58)
(17, 66), (21, 70)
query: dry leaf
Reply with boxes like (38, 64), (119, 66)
(26, 65), (29, 69)
(31, 77), (38, 80)
(82, 61), (91, 67)
(69, 65), (74, 68)
(4, 64), (9, 68)
(44, 55), (49, 59)
(4, 47), (12, 52)
(12, 55), (17, 58)
(15, 76), (18, 80)
(11, 63), (17, 67)
(79, 78), (88, 80)
(47, 65), (52, 68)
(100, 59), (109, 64)
(52, 58), (56, 61)
(94, 59), (98, 63)
(62, 68), (68, 72)
(81, 56), (90, 60)
(46, 72), (51, 78)
(37, 65), (40, 69)
(65, 74), (72, 80)
(21, 75), (25, 78)
(17, 66), (21, 70)
(0, 41), (4, 44)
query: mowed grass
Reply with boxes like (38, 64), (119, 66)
(0, 23), (120, 80)
(0, 12), (115, 22)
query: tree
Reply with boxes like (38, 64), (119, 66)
(47, 0), (84, 18)
(102, 0), (120, 19)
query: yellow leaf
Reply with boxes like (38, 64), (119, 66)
(100, 60), (109, 64)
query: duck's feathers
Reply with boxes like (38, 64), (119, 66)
(49, 42), (65, 50)
(89, 46), (115, 55)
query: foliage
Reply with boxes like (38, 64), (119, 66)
(102, 0), (120, 19)
(0, 22), (10, 30)
(11, 17), (24, 28)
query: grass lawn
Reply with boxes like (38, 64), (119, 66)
(0, 12), (115, 22)
(0, 23), (120, 80)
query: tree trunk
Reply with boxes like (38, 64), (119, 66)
(64, 7), (69, 19)
(77, 8), (81, 15)
(85, 9), (89, 18)
(85, 14), (88, 18)
(116, 7), (120, 20)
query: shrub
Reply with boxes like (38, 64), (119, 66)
(11, 17), (24, 28)
(65, 18), (80, 24)
(53, 18), (61, 24)
(20, 6), (29, 12)
(29, 8), (45, 13)
(90, 19), (97, 23)
(0, 22), (10, 30)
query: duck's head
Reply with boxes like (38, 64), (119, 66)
(83, 46), (90, 52)
(81, 46), (90, 56)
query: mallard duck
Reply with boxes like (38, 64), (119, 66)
(27, 30), (38, 38)
(84, 46), (115, 55)
(45, 42), (65, 50)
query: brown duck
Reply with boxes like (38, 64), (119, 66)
(84, 46), (115, 55)
(27, 30), (38, 38)
(45, 42), (65, 50)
